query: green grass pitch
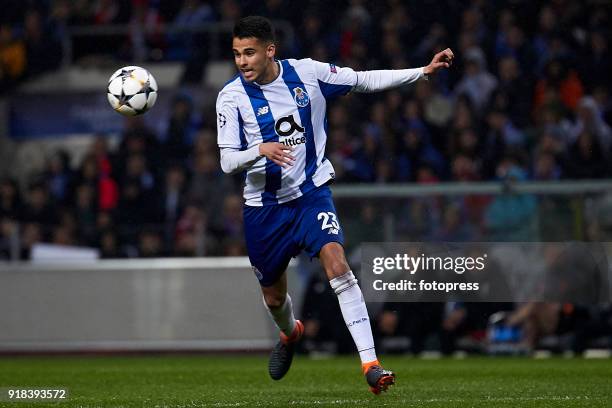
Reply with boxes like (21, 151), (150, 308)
(0, 355), (610, 407)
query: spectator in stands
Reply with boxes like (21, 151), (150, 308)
(73, 183), (98, 243)
(128, 0), (166, 62)
(137, 229), (166, 257)
(0, 217), (18, 259)
(44, 150), (72, 206)
(568, 96), (612, 154)
(580, 30), (612, 91)
(347, 130), (380, 182)
(89, 138), (120, 212)
(71, 154), (99, 199)
(0, 217), (13, 256)
(533, 152), (562, 181)
(533, 58), (584, 114)
(116, 118), (162, 175)
(164, 95), (196, 162)
(92, 0), (130, 25)
(508, 243), (609, 353)
(454, 46), (498, 114)
(51, 224), (76, 246)
(0, 23), (26, 92)
(208, 194), (243, 253)
(414, 79), (453, 134)
(116, 181), (148, 244)
(174, 203), (206, 256)
(342, 202), (384, 250)
(485, 109), (526, 149)
(168, 0), (215, 63)
(493, 56), (532, 128)
(189, 149), (234, 217)
(532, 5), (558, 73)
(376, 301), (445, 355)
(494, 24), (535, 79)
(99, 229), (124, 258)
(433, 203), (476, 242)
(159, 164), (188, 223)
(157, 164), (188, 249)
(396, 125), (445, 181)
(440, 248), (514, 354)
(454, 128), (481, 162)
(20, 222), (42, 260)
(0, 178), (21, 220)
(20, 182), (58, 227)
(483, 163), (539, 241)
(563, 131), (609, 179)
(123, 153), (156, 196)
(482, 109), (526, 178)
(23, 9), (62, 78)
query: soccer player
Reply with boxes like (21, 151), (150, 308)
(217, 16), (453, 394)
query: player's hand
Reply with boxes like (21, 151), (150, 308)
(259, 142), (295, 168)
(423, 48), (454, 75)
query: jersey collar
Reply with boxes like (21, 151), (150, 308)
(253, 60), (283, 87)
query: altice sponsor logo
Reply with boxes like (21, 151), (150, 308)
(279, 135), (306, 147)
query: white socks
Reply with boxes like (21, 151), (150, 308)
(330, 271), (378, 364)
(264, 294), (297, 337)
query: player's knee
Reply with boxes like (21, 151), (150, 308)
(263, 292), (286, 309)
(324, 259), (351, 280)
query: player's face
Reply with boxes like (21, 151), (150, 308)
(232, 37), (275, 83)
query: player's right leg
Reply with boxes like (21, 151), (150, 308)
(261, 273), (304, 380)
(243, 204), (304, 380)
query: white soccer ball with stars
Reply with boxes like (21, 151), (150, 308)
(107, 66), (158, 116)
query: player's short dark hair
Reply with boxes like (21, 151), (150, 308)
(233, 16), (276, 44)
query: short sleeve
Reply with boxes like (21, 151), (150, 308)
(216, 90), (243, 149)
(311, 59), (358, 99)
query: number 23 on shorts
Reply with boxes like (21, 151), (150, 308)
(317, 211), (340, 235)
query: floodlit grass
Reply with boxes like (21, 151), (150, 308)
(0, 355), (610, 407)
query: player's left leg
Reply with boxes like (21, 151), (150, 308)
(320, 243), (395, 394)
(297, 185), (394, 393)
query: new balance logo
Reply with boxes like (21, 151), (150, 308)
(257, 106), (269, 116)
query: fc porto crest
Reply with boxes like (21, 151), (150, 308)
(292, 86), (310, 108)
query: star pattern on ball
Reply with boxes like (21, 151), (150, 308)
(120, 68), (136, 79)
(107, 66), (157, 116)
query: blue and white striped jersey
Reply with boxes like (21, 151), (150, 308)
(216, 58), (357, 207)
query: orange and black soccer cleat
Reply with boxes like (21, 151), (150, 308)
(363, 360), (395, 395)
(268, 320), (304, 380)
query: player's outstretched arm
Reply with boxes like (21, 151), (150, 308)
(350, 48), (454, 93)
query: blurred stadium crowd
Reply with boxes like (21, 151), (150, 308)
(1, 1), (612, 353)
(1, 0), (611, 259)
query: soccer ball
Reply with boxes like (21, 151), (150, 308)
(107, 66), (158, 116)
